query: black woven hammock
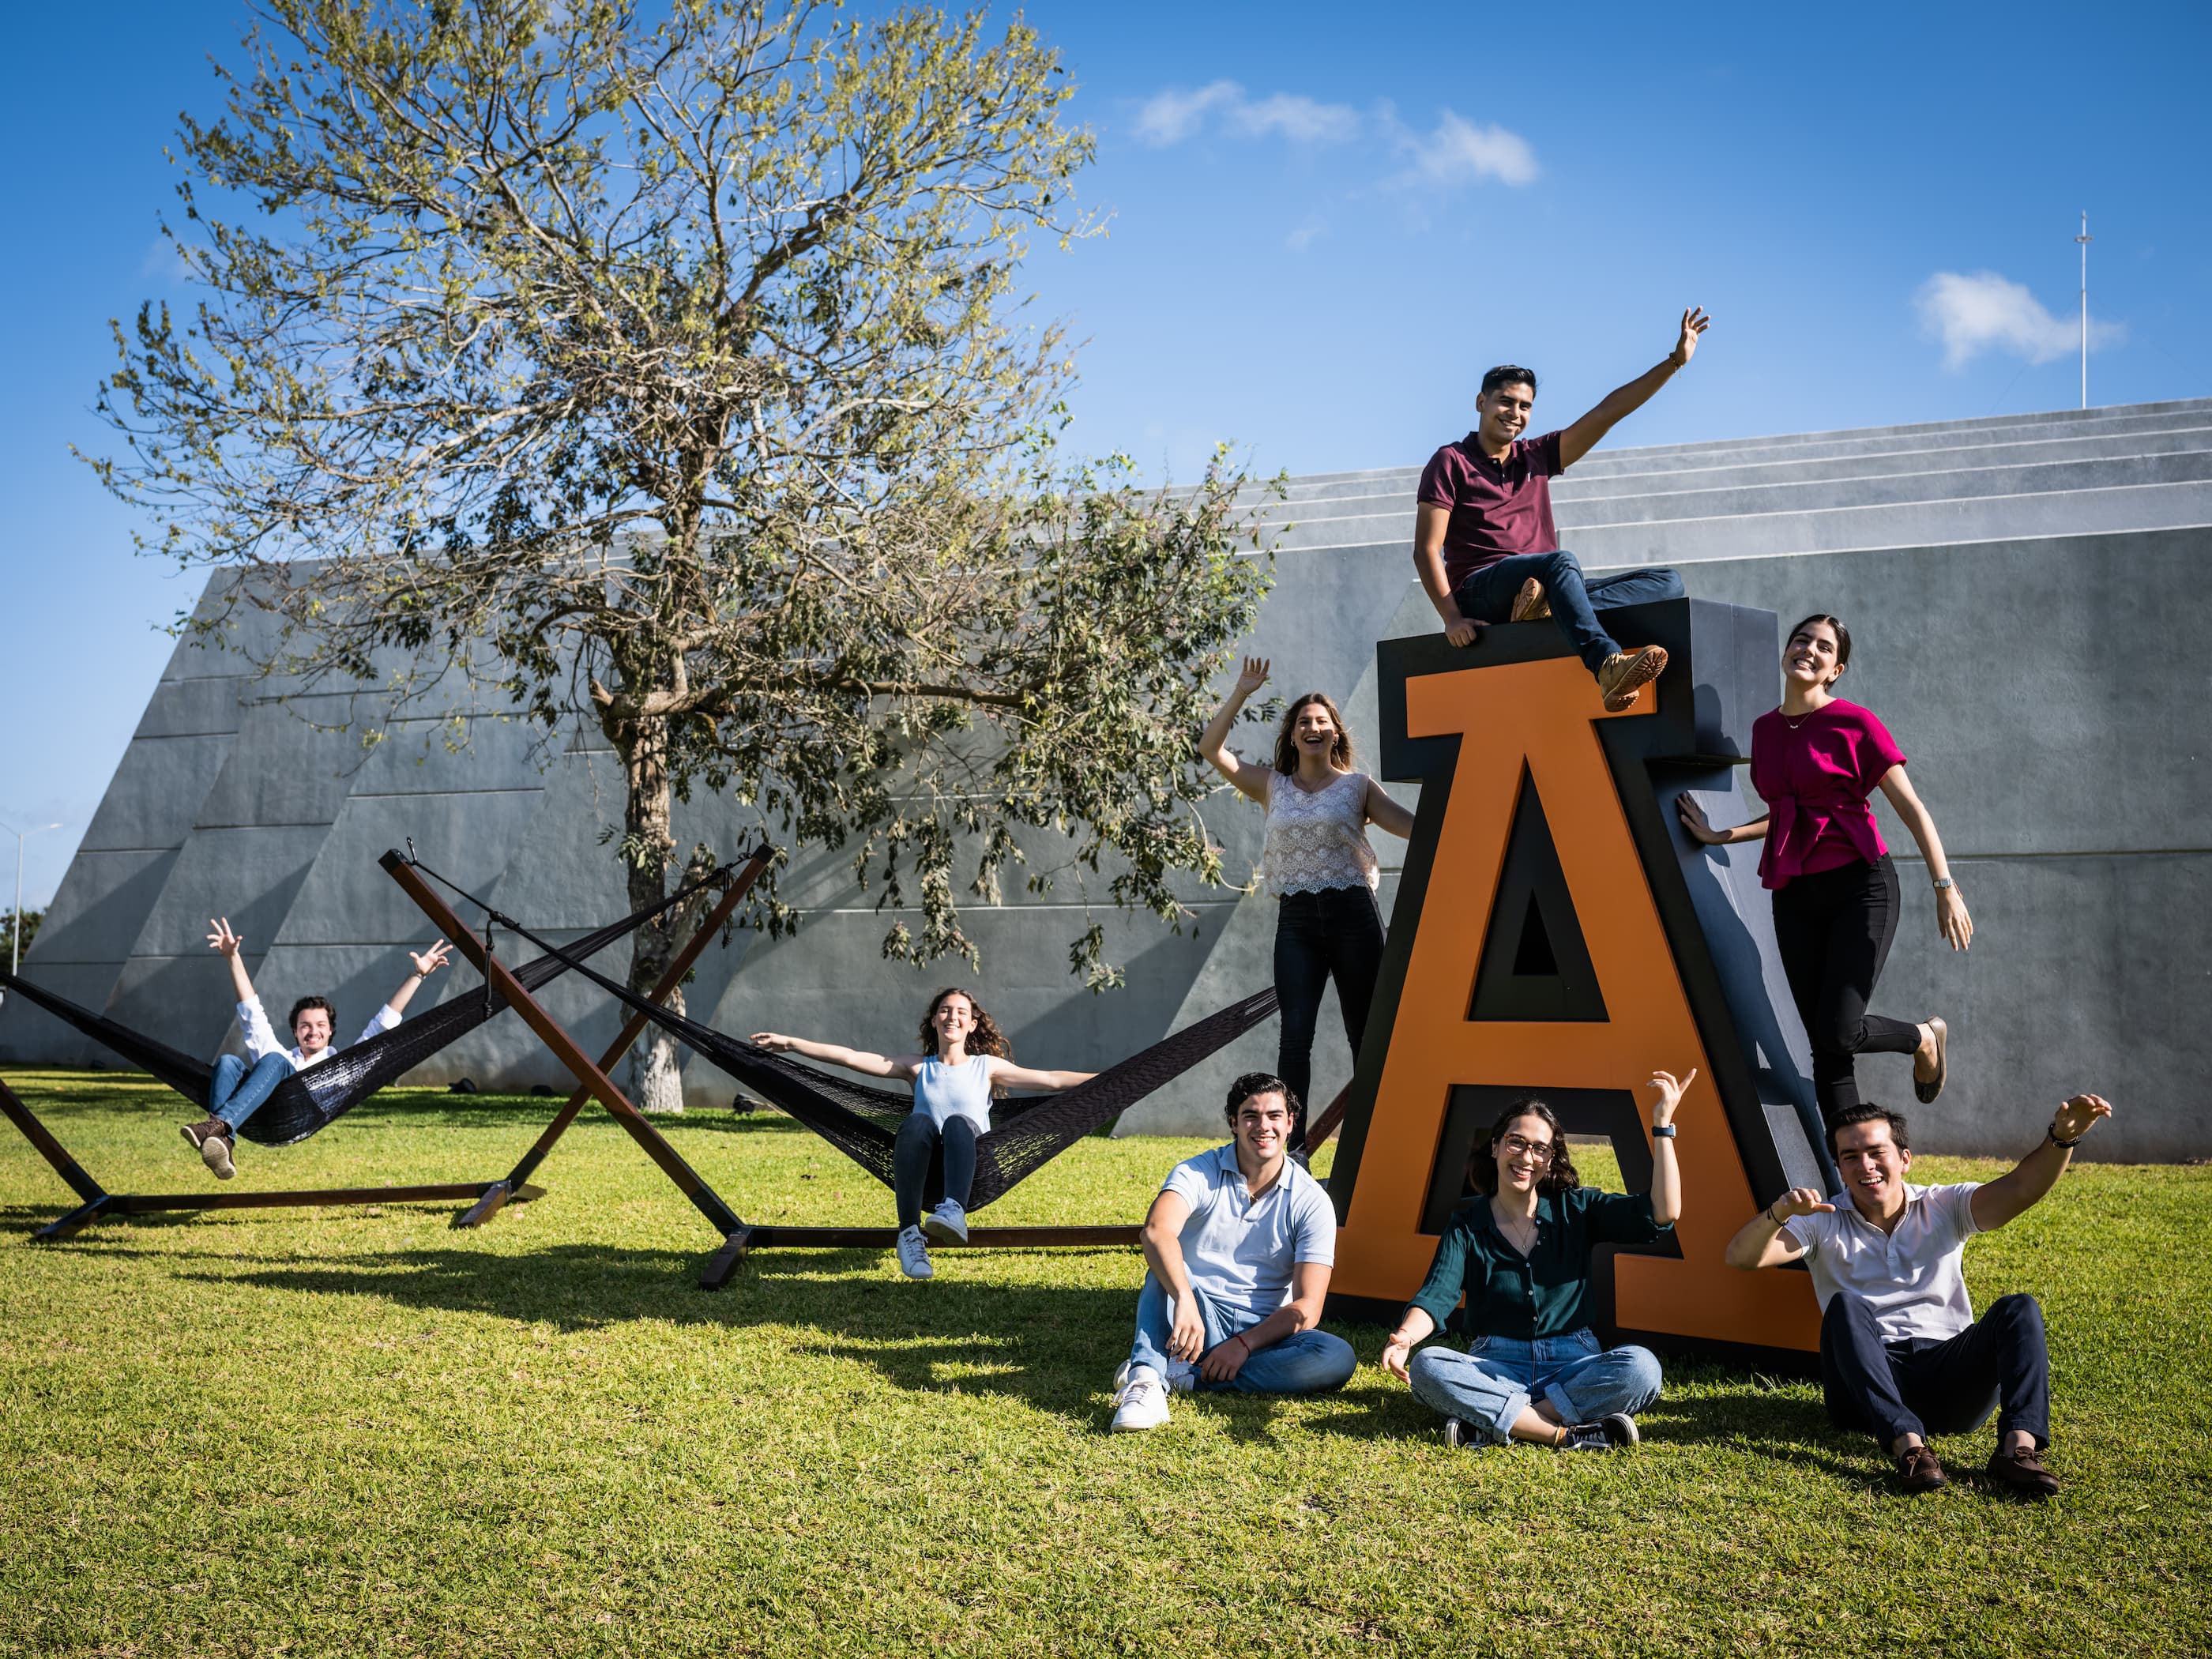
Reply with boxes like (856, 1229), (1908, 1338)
(0, 863), (734, 1146)
(446, 887), (1281, 1211)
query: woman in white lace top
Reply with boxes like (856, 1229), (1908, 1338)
(1200, 658), (1413, 1148)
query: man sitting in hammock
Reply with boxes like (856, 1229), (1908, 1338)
(1110, 1071), (1356, 1431)
(179, 917), (452, 1180)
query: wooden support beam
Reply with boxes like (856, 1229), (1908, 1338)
(381, 851), (745, 1239)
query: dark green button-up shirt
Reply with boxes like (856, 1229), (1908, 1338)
(1406, 1187), (1673, 1341)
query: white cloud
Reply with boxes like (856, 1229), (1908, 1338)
(1916, 270), (2125, 370)
(1285, 220), (1328, 252)
(1390, 109), (1539, 189)
(1134, 81), (1360, 148)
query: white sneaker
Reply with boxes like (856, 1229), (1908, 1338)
(922, 1199), (969, 1245)
(895, 1224), (934, 1280)
(1112, 1356), (1195, 1394)
(1110, 1371), (1171, 1432)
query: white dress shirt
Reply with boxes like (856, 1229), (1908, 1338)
(238, 993), (401, 1071)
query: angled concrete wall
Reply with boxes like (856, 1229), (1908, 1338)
(5, 400), (2206, 1162)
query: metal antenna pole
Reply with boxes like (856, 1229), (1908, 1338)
(2076, 211), (2092, 410)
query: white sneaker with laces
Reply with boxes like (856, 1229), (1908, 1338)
(1113, 1356), (1196, 1395)
(1110, 1371), (1171, 1432)
(922, 1198), (969, 1246)
(895, 1224), (935, 1280)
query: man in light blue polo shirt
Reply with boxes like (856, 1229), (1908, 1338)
(1110, 1071), (1355, 1431)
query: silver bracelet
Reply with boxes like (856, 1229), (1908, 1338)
(1931, 876), (1955, 890)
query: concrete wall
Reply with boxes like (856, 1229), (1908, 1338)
(5, 400), (2206, 1161)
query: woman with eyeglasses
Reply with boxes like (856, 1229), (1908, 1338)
(1380, 1071), (1692, 1450)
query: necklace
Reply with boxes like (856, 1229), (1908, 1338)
(1781, 702), (1830, 729)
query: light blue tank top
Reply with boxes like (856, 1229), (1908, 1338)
(912, 1053), (995, 1131)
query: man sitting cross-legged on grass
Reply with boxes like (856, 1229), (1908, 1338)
(1725, 1094), (2114, 1498)
(178, 916), (452, 1180)
(1380, 1071), (1691, 1451)
(1109, 1072), (1356, 1431)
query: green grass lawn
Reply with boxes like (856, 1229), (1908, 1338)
(1, 1069), (2205, 1658)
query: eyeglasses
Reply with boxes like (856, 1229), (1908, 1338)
(1500, 1134), (1554, 1160)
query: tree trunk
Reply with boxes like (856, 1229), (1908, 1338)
(619, 714), (687, 1113)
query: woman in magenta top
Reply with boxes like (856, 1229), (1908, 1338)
(1676, 615), (1971, 1121)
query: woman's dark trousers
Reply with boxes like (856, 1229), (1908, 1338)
(893, 1112), (978, 1229)
(1770, 855), (1922, 1121)
(1273, 886), (1386, 1148)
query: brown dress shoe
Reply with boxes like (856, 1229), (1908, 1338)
(1510, 577), (1552, 623)
(1595, 645), (1669, 712)
(1895, 1444), (1947, 1492)
(1985, 1445), (2060, 1499)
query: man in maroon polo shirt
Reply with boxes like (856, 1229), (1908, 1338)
(1413, 308), (1710, 710)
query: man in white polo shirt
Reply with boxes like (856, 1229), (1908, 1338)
(1725, 1094), (2112, 1498)
(1109, 1071), (1355, 1431)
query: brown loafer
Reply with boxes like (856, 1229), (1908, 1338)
(1596, 645), (1668, 712)
(1914, 1016), (1949, 1104)
(1510, 577), (1552, 623)
(1985, 1445), (2060, 1500)
(1895, 1444), (1947, 1493)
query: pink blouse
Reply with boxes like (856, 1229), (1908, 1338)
(1749, 699), (1908, 890)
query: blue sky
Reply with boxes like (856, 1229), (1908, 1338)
(3, 0), (2207, 907)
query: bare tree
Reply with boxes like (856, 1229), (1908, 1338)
(88, 0), (1273, 1109)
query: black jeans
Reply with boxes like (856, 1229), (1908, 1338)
(1450, 548), (1685, 673)
(1770, 854), (1922, 1119)
(1820, 1289), (2051, 1450)
(893, 1112), (977, 1231)
(1274, 886), (1386, 1146)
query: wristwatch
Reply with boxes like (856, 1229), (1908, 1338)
(1650, 1124), (1677, 1138)
(2048, 1121), (2086, 1149)
(1931, 876), (1956, 890)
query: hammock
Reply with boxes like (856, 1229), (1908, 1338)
(408, 863), (1280, 1211)
(0, 861), (739, 1146)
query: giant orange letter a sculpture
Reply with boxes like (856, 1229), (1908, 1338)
(1327, 599), (1832, 1363)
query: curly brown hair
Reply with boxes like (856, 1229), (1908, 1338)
(1468, 1098), (1582, 1197)
(1272, 691), (1359, 775)
(916, 987), (1013, 1064)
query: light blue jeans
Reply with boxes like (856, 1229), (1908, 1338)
(1126, 1273), (1356, 1397)
(209, 1051), (295, 1131)
(1407, 1329), (1663, 1443)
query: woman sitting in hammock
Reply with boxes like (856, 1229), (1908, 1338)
(179, 917), (452, 1180)
(751, 988), (1094, 1280)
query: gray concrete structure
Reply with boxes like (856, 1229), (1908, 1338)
(6, 400), (2205, 1161)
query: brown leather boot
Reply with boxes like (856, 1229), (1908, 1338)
(1894, 1443), (1947, 1493)
(1595, 645), (1668, 712)
(180, 1117), (236, 1180)
(1985, 1445), (2060, 1499)
(1510, 577), (1552, 623)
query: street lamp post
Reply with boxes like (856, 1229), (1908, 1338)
(0, 819), (64, 979)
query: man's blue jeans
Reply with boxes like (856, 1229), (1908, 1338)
(1452, 549), (1684, 673)
(209, 1052), (295, 1131)
(1126, 1273), (1356, 1397)
(1407, 1329), (1663, 1443)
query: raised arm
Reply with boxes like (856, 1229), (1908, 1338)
(383, 940), (452, 1018)
(1725, 1187), (1834, 1270)
(1197, 656), (1280, 805)
(1676, 792), (1770, 847)
(1364, 777), (1416, 841)
(1970, 1094), (2112, 1232)
(1645, 1067), (1693, 1226)
(748, 1032), (917, 1081)
(1559, 308), (1710, 468)
(990, 1059), (1097, 1093)
(207, 917), (258, 1004)
(1413, 504), (1480, 647)
(1875, 766), (1973, 950)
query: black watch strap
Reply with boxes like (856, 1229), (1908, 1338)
(2048, 1122), (2085, 1149)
